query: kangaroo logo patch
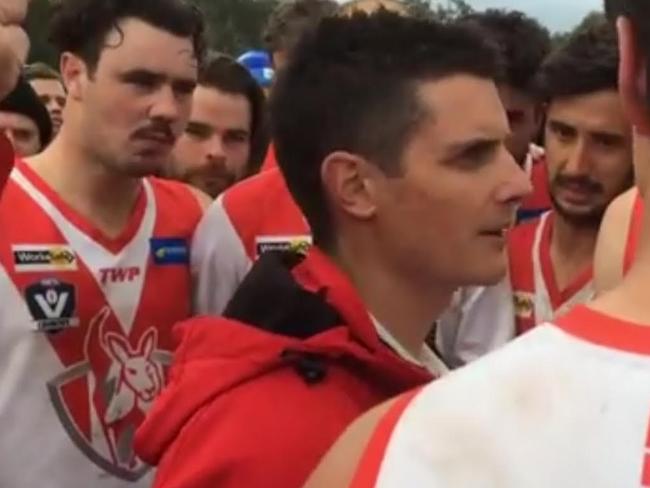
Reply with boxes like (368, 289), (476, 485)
(47, 307), (171, 481)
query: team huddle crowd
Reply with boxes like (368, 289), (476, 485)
(1, 0), (650, 486)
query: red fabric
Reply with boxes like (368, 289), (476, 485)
(16, 160), (149, 253)
(623, 189), (644, 274)
(223, 167), (308, 261)
(520, 155), (551, 215)
(260, 143), (278, 172)
(508, 214), (592, 335)
(537, 214), (593, 312)
(0, 133), (14, 198)
(507, 218), (539, 334)
(555, 306), (650, 356)
(134, 248), (433, 488)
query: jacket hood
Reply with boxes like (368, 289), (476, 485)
(135, 248), (430, 465)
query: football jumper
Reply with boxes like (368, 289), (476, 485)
(351, 307), (650, 488)
(0, 161), (202, 487)
(509, 212), (594, 334)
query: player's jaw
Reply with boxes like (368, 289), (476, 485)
(549, 173), (608, 226)
(181, 159), (236, 198)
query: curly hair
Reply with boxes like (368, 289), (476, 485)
(460, 9), (551, 94)
(49, 0), (206, 73)
(270, 11), (503, 247)
(262, 0), (338, 57)
(535, 19), (619, 101)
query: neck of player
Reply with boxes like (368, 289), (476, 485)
(550, 213), (598, 290)
(593, 205), (650, 325)
(24, 129), (143, 239)
(332, 239), (452, 360)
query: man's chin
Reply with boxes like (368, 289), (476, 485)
(552, 202), (604, 228)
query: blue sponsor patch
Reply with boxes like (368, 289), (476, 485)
(150, 238), (190, 265)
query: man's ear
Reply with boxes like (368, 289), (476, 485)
(321, 151), (380, 221)
(617, 17), (650, 135)
(60, 52), (87, 102)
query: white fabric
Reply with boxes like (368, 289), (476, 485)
(530, 213), (594, 320)
(191, 195), (252, 315)
(0, 171), (159, 487)
(375, 323), (650, 487)
(372, 316), (448, 377)
(436, 278), (516, 368)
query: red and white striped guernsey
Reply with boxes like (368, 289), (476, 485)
(0, 160), (202, 487)
(350, 306), (650, 488)
(509, 212), (594, 334)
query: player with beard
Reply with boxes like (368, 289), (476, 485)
(436, 17), (633, 366)
(508, 19), (634, 334)
(168, 53), (268, 198)
(0, 0), (209, 486)
(305, 3), (650, 485)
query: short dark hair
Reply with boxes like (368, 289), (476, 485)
(23, 63), (62, 83)
(49, 0), (206, 73)
(535, 19), (619, 102)
(271, 12), (502, 248)
(263, 0), (338, 57)
(460, 9), (551, 95)
(604, 0), (650, 109)
(199, 53), (270, 176)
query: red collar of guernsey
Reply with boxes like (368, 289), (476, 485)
(555, 305), (650, 355)
(15, 159), (148, 254)
(292, 247), (383, 350)
(539, 212), (594, 310)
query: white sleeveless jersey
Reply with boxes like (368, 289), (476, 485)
(353, 306), (650, 487)
(0, 162), (202, 487)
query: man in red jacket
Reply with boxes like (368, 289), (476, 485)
(135, 11), (530, 488)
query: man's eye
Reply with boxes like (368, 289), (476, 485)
(185, 126), (210, 138)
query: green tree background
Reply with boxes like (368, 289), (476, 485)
(24, 0), (606, 68)
(25, 0), (279, 67)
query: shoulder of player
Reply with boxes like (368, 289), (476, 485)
(593, 187), (638, 293)
(220, 168), (291, 228)
(147, 177), (210, 212)
(605, 187), (638, 225)
(597, 187), (637, 253)
(304, 398), (397, 488)
(222, 168), (285, 206)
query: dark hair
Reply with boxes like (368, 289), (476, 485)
(49, 0), (206, 73)
(263, 0), (338, 57)
(199, 52), (270, 176)
(0, 78), (53, 149)
(535, 19), (619, 101)
(604, 0), (650, 109)
(460, 9), (551, 95)
(23, 63), (62, 83)
(270, 12), (502, 248)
